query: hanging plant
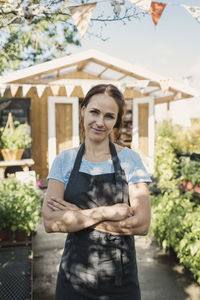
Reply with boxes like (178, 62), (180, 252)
(0, 112), (32, 160)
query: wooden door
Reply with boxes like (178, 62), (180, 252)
(55, 103), (73, 154)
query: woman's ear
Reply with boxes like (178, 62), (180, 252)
(81, 106), (85, 118)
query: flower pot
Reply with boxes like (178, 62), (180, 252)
(182, 179), (187, 188)
(182, 180), (200, 196)
(194, 184), (200, 195)
(0, 228), (12, 242)
(1, 149), (24, 161)
(182, 180), (193, 192)
(14, 230), (28, 242)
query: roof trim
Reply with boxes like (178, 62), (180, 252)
(0, 49), (198, 97)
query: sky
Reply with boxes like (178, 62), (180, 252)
(68, 0), (200, 124)
(68, 0), (200, 86)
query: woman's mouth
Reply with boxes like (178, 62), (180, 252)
(91, 127), (105, 133)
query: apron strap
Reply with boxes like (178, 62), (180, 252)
(109, 141), (123, 203)
(70, 143), (85, 174)
(72, 141), (122, 176)
(69, 141), (125, 204)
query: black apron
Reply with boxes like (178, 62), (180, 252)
(55, 142), (141, 300)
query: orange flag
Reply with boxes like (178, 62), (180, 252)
(150, 2), (167, 27)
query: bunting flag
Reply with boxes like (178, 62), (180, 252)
(110, 1), (125, 16)
(10, 84), (19, 97)
(159, 79), (170, 94)
(119, 82), (127, 93)
(0, 85), (6, 97)
(182, 5), (200, 24)
(134, 80), (150, 88)
(36, 85), (46, 98)
(81, 83), (93, 97)
(69, 3), (96, 37)
(22, 84), (32, 97)
(65, 85), (75, 96)
(51, 85), (60, 96)
(129, 0), (151, 13)
(150, 2), (167, 27)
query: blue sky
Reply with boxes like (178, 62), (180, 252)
(68, 0), (200, 81)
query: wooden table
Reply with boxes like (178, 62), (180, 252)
(0, 159), (34, 179)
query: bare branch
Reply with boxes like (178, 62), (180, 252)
(86, 30), (109, 42)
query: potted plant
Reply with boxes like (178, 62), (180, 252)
(0, 178), (42, 242)
(180, 157), (200, 195)
(0, 187), (13, 241)
(0, 112), (32, 161)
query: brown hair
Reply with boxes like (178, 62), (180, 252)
(80, 84), (125, 142)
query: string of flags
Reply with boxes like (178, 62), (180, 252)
(66, 1), (200, 37)
(0, 78), (173, 98)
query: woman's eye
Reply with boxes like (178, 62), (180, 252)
(90, 110), (98, 114)
(105, 115), (114, 119)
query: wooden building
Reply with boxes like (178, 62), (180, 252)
(0, 49), (197, 179)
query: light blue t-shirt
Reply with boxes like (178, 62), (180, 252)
(47, 147), (152, 188)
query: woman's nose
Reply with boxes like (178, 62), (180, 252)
(96, 115), (104, 126)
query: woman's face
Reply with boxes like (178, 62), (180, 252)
(81, 93), (119, 143)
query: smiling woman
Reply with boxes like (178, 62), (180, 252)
(80, 84), (125, 146)
(42, 84), (152, 300)
(81, 93), (119, 151)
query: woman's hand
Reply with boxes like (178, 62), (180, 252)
(92, 182), (151, 236)
(102, 203), (133, 221)
(47, 196), (80, 212)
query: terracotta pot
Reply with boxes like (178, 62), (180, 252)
(14, 231), (28, 242)
(182, 180), (193, 192)
(194, 184), (200, 195)
(186, 181), (193, 191)
(1, 149), (24, 161)
(182, 180), (200, 196)
(182, 179), (187, 188)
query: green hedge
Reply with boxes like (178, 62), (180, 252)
(151, 190), (200, 284)
(151, 120), (200, 284)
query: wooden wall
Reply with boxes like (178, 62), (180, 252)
(138, 103), (149, 156)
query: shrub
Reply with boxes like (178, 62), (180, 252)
(0, 178), (42, 236)
(180, 157), (200, 186)
(151, 120), (200, 284)
(151, 190), (200, 284)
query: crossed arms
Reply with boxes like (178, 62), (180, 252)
(42, 179), (151, 236)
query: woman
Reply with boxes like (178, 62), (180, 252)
(42, 84), (152, 300)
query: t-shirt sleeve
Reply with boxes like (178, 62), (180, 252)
(120, 148), (152, 185)
(47, 154), (65, 184)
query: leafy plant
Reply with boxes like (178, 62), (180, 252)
(180, 118), (200, 153)
(151, 190), (200, 284)
(180, 157), (200, 186)
(151, 120), (200, 284)
(0, 121), (32, 151)
(154, 122), (180, 190)
(0, 178), (42, 235)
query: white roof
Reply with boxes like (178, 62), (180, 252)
(0, 49), (198, 98)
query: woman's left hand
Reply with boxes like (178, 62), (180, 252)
(47, 196), (80, 212)
(92, 182), (151, 236)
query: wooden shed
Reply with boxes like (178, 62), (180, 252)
(0, 49), (197, 180)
